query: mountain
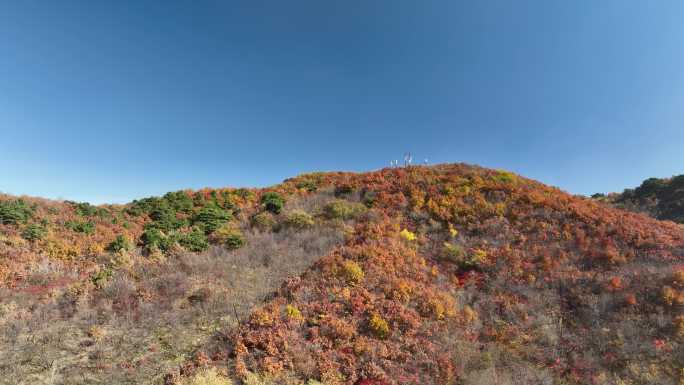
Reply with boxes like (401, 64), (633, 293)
(1, 164), (683, 385)
(593, 175), (684, 224)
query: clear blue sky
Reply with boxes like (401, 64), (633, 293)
(1, 1), (683, 204)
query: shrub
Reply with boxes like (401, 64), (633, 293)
(388, 279), (413, 302)
(179, 228), (209, 252)
(334, 184), (354, 197)
(0, 199), (33, 224)
(69, 201), (101, 217)
(91, 268), (113, 289)
(212, 224), (245, 249)
(462, 305), (478, 323)
(284, 210), (315, 230)
(187, 287), (212, 305)
(141, 227), (163, 248)
(250, 308), (275, 328)
(323, 200), (366, 220)
(662, 286), (684, 306)
(87, 325), (106, 341)
(65, 220), (95, 234)
(261, 192), (284, 214)
(223, 232), (245, 249)
(21, 223), (47, 242)
(184, 367), (233, 385)
(493, 170), (517, 184)
(149, 205), (186, 232)
(285, 304), (303, 321)
(141, 227), (176, 252)
(441, 243), (486, 270)
(369, 313), (390, 339)
(608, 276), (623, 291)
(107, 234), (132, 252)
(635, 177), (668, 196)
(194, 206), (233, 234)
(673, 268), (684, 287)
(295, 179), (318, 192)
(251, 212), (276, 231)
(361, 189), (377, 207)
(675, 315), (684, 337)
(163, 191), (194, 213)
(125, 197), (157, 217)
(442, 242), (463, 262)
(624, 293), (638, 306)
(45, 238), (80, 260)
(321, 317), (355, 341)
(421, 294), (456, 320)
(468, 249), (487, 268)
(399, 229), (416, 241)
(340, 260), (364, 284)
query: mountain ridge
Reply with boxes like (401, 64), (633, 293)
(594, 174), (684, 225)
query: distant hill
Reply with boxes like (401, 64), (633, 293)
(1, 164), (683, 385)
(594, 175), (684, 223)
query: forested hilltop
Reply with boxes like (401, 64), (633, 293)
(594, 175), (684, 224)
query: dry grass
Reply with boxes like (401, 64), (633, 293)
(0, 223), (345, 385)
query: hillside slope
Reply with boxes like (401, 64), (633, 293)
(0, 177), (360, 384)
(595, 175), (684, 224)
(172, 164), (684, 385)
(1, 164), (683, 385)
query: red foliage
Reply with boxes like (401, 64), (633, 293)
(3, 163), (684, 384)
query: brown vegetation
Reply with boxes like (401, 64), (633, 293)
(1, 164), (683, 385)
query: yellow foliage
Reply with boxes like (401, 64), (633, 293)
(186, 367), (233, 385)
(369, 313), (389, 339)
(340, 260), (364, 285)
(675, 315), (684, 337)
(662, 286), (684, 306)
(111, 249), (133, 267)
(674, 269), (684, 287)
(409, 188), (426, 210)
(284, 210), (315, 229)
(493, 202), (506, 216)
(422, 293), (456, 320)
(88, 325), (106, 341)
(45, 239), (80, 260)
(493, 170), (517, 184)
(250, 309), (275, 327)
(448, 224), (458, 238)
(463, 305), (478, 324)
(211, 224), (244, 245)
(0, 234), (27, 247)
(472, 249), (487, 264)
(353, 336), (372, 355)
(146, 243), (166, 262)
(389, 279), (413, 302)
(251, 212), (276, 231)
(284, 304), (303, 321)
(86, 242), (105, 256)
(442, 242), (463, 263)
(427, 298), (446, 320)
(242, 372), (271, 385)
(399, 229), (416, 241)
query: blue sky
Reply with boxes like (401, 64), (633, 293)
(1, 1), (683, 204)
